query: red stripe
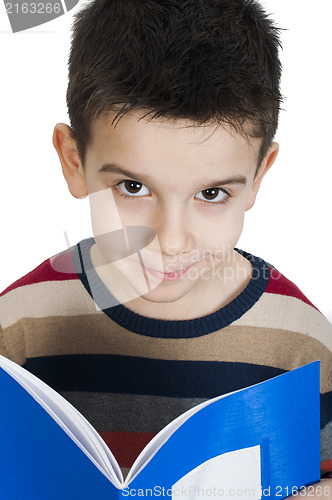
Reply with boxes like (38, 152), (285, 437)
(0, 250), (78, 297)
(321, 459), (332, 473)
(100, 432), (332, 474)
(266, 266), (319, 310)
(98, 431), (156, 468)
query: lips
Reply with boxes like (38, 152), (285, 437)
(145, 266), (191, 282)
(145, 260), (200, 275)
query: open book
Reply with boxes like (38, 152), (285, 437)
(0, 355), (320, 499)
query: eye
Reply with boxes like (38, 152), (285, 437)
(195, 188), (228, 204)
(116, 180), (150, 197)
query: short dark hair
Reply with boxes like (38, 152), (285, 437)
(67, 0), (283, 171)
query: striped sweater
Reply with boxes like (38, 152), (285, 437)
(1, 237), (332, 477)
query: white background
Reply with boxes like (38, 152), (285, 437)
(0, 1), (331, 321)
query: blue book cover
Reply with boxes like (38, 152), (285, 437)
(0, 355), (321, 499)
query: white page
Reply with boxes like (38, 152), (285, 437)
(172, 445), (262, 500)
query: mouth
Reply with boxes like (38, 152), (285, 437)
(145, 266), (191, 282)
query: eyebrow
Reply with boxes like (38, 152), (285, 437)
(99, 162), (247, 188)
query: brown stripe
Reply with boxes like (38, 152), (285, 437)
(6, 315), (332, 393)
(0, 325), (11, 358)
(0, 321), (25, 365)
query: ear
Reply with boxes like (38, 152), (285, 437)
(52, 123), (88, 199)
(246, 142), (279, 211)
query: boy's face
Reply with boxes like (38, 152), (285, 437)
(55, 111), (277, 310)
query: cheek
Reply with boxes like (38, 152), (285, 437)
(227, 217), (245, 250)
(115, 198), (152, 223)
(88, 189), (125, 239)
(200, 205), (246, 251)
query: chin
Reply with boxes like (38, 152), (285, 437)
(134, 277), (197, 304)
(141, 287), (185, 302)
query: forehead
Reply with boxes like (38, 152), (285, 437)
(86, 110), (261, 178)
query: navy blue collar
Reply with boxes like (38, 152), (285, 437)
(73, 238), (270, 339)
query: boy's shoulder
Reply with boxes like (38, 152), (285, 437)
(0, 244), (94, 330)
(0, 246), (78, 298)
(0, 243), (96, 365)
(265, 262), (319, 309)
(237, 250), (319, 310)
(234, 254), (331, 341)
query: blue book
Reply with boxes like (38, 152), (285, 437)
(0, 355), (320, 499)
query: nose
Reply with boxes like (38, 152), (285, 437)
(148, 204), (195, 257)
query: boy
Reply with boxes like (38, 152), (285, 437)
(1, 0), (331, 496)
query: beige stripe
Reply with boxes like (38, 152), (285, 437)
(0, 280), (97, 329)
(9, 315), (332, 392)
(234, 293), (332, 350)
(1, 281), (331, 351)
